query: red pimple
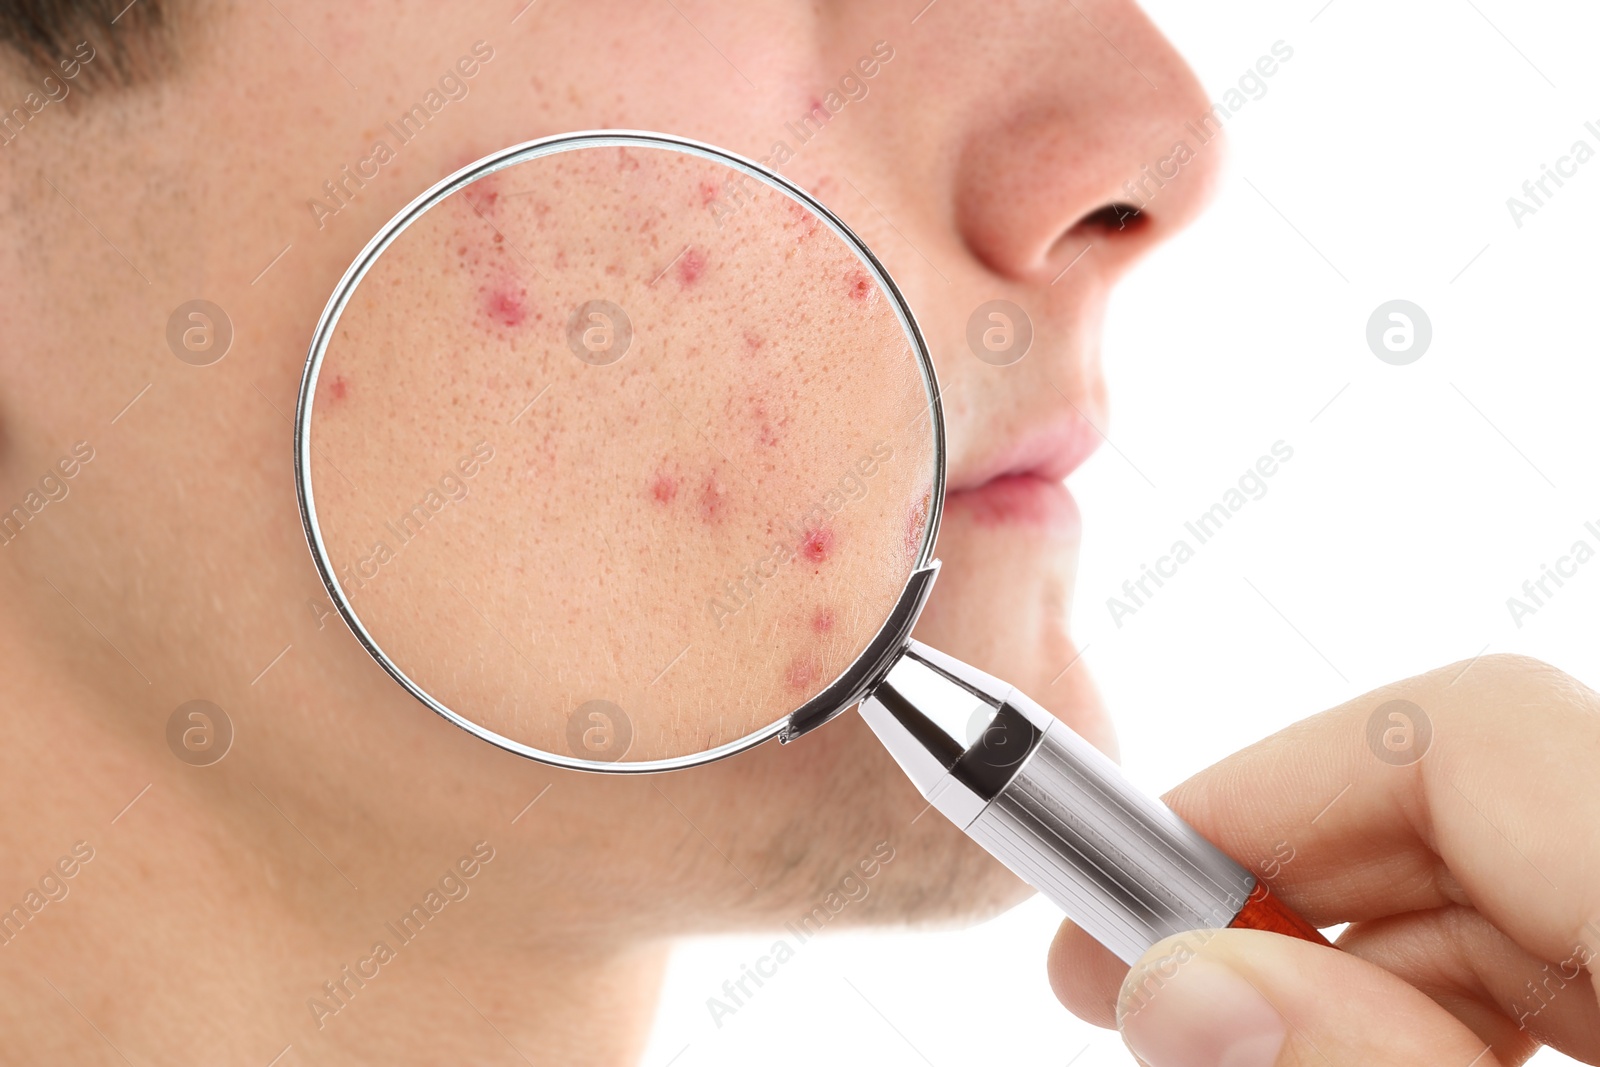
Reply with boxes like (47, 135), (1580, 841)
(847, 268), (874, 302)
(330, 375), (348, 402)
(811, 607), (835, 634)
(650, 473), (678, 505)
(699, 179), (720, 206)
(677, 247), (707, 286)
(698, 474), (726, 523)
(800, 524), (834, 564)
(743, 331), (766, 356)
(485, 287), (527, 327)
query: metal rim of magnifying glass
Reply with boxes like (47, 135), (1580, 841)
(294, 130), (948, 774)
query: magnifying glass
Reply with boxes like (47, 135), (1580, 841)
(295, 131), (1327, 966)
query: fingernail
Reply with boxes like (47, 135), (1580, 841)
(1117, 951), (1287, 1067)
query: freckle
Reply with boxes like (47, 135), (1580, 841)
(486, 288), (527, 327)
(811, 607), (835, 634)
(698, 474), (726, 523)
(785, 657), (818, 692)
(677, 247), (707, 286)
(847, 268), (874, 302)
(650, 473), (678, 505)
(330, 375), (348, 402)
(800, 525), (834, 564)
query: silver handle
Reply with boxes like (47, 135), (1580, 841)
(860, 640), (1257, 965)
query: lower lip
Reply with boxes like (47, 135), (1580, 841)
(944, 474), (1081, 537)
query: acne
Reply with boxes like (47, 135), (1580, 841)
(649, 471), (678, 505)
(698, 179), (720, 207)
(677, 247), (707, 287)
(484, 286), (528, 327)
(743, 331), (766, 356)
(329, 375), (349, 402)
(846, 268), (875, 303)
(800, 524), (834, 564)
(810, 607), (835, 634)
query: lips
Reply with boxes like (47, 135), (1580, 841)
(944, 409), (1101, 536)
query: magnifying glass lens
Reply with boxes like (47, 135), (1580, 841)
(303, 137), (939, 766)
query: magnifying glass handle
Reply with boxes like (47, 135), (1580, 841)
(859, 640), (1331, 965)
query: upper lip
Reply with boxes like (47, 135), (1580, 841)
(946, 407), (1102, 493)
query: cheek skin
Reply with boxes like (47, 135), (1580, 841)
(697, 473), (727, 524)
(676, 247), (707, 286)
(785, 657), (818, 692)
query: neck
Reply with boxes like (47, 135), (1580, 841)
(0, 635), (670, 1065)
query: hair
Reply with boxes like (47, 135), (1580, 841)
(0, 0), (168, 85)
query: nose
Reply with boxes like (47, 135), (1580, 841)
(948, 1), (1224, 284)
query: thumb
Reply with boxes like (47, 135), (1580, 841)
(1115, 928), (1504, 1067)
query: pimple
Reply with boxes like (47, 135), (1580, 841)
(800, 524), (834, 564)
(743, 331), (766, 356)
(330, 375), (349, 402)
(810, 607), (835, 634)
(485, 287), (528, 327)
(650, 472), (678, 505)
(846, 268), (875, 302)
(677, 247), (707, 287)
(699, 179), (720, 206)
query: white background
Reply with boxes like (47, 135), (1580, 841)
(643, 1), (1600, 1063)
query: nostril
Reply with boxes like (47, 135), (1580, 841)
(1072, 203), (1147, 237)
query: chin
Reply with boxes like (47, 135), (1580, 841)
(692, 487), (1108, 934)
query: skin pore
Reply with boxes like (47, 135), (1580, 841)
(0, 1), (1219, 1062)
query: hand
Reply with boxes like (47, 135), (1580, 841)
(1047, 654), (1600, 1066)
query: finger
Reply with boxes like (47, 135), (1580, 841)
(1160, 654), (1600, 965)
(1338, 906), (1600, 1063)
(1048, 916), (1125, 1028)
(1116, 928), (1512, 1067)
(1054, 901), (1600, 1061)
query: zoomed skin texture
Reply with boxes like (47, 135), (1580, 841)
(309, 143), (936, 762)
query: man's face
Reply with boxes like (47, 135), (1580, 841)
(0, 0), (1218, 1052)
